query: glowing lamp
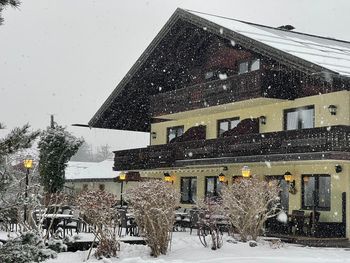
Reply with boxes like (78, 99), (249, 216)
(23, 159), (33, 169)
(284, 171), (293, 182)
(219, 173), (226, 183)
(241, 166), (251, 178)
(119, 172), (126, 181)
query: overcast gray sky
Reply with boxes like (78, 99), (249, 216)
(1, 0), (349, 151)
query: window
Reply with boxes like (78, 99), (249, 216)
(83, 184), (88, 191)
(180, 177), (197, 204)
(217, 117), (240, 137)
(205, 176), (222, 198)
(238, 59), (260, 74)
(284, 106), (314, 130)
(302, 174), (331, 210)
(265, 176), (289, 211)
(167, 126), (184, 143)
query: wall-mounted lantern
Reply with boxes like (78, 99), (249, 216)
(241, 166), (251, 178)
(284, 171), (297, 194)
(151, 132), (157, 139)
(259, 116), (266, 125)
(164, 172), (175, 183)
(328, 105), (337, 115)
(219, 173), (226, 183)
(335, 164), (342, 173)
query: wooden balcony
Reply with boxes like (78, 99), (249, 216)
(150, 70), (263, 117)
(113, 125), (350, 171)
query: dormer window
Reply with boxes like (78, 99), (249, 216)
(238, 59), (260, 74)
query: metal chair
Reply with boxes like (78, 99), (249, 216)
(118, 210), (137, 236)
(289, 210), (305, 235)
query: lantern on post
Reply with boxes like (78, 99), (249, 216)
(119, 172), (127, 207)
(23, 156), (33, 222)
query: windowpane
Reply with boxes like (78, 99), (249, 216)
(206, 177), (216, 197)
(239, 62), (249, 74)
(181, 178), (190, 203)
(230, 119), (240, 129)
(279, 179), (289, 211)
(191, 178), (197, 203)
(300, 108), (314, 129)
(304, 177), (315, 207)
(286, 111), (298, 130)
(318, 176), (331, 208)
(167, 126), (184, 143)
(181, 177), (197, 203)
(250, 59), (260, 71)
(219, 121), (229, 136)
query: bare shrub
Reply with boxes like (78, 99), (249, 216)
(76, 190), (119, 259)
(125, 180), (180, 257)
(196, 198), (224, 250)
(221, 176), (280, 242)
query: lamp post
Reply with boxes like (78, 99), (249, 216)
(119, 172), (126, 207)
(23, 157), (33, 222)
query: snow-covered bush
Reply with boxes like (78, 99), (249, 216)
(125, 180), (180, 257)
(0, 231), (57, 263)
(76, 190), (119, 259)
(221, 176), (280, 242)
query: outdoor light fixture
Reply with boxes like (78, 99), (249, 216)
(241, 166), (251, 178)
(119, 172), (126, 181)
(335, 164), (342, 173)
(328, 105), (337, 115)
(284, 171), (293, 182)
(23, 158), (33, 169)
(151, 132), (157, 139)
(23, 157), (33, 222)
(284, 171), (297, 194)
(219, 173), (226, 183)
(259, 116), (266, 125)
(118, 172), (127, 207)
(164, 172), (172, 183)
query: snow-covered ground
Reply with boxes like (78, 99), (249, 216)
(45, 232), (350, 263)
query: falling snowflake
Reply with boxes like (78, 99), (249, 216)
(219, 73), (228, 80)
(230, 40), (236, 46)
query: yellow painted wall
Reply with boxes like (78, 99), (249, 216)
(150, 91), (350, 145)
(144, 161), (350, 225)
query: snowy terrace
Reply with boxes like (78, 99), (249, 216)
(113, 125), (350, 170)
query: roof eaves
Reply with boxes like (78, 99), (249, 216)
(88, 8), (186, 128)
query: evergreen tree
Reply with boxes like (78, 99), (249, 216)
(38, 124), (83, 193)
(0, 0), (20, 25)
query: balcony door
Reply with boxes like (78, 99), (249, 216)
(266, 176), (289, 212)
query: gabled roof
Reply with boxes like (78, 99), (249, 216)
(89, 8), (350, 131)
(188, 10), (350, 76)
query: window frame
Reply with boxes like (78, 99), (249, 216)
(238, 58), (261, 75)
(180, 177), (197, 204)
(301, 174), (331, 211)
(166, 125), (184, 143)
(217, 117), (240, 137)
(283, 105), (315, 131)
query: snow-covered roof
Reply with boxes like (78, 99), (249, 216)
(188, 10), (350, 76)
(65, 159), (119, 181)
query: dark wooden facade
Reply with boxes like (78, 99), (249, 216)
(113, 125), (350, 171)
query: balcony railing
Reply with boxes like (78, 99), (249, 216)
(150, 70), (263, 117)
(113, 126), (350, 171)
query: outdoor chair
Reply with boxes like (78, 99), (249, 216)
(59, 209), (81, 236)
(306, 211), (320, 236)
(118, 210), (137, 236)
(189, 210), (200, 235)
(289, 210), (305, 235)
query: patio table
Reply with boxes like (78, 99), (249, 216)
(43, 214), (73, 237)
